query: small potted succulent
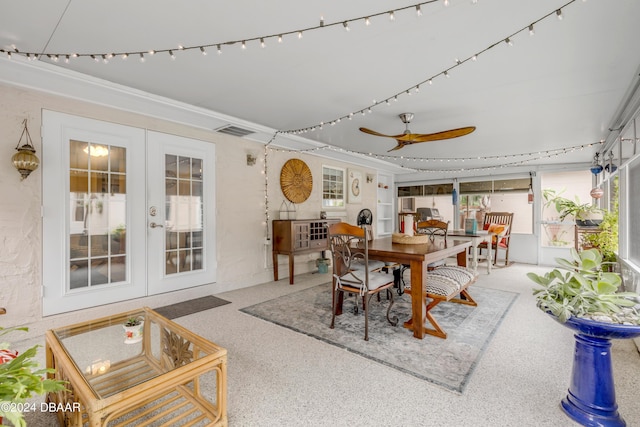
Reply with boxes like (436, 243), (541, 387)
(123, 316), (144, 344)
(527, 248), (640, 426)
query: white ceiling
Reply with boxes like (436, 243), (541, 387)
(2, 0), (639, 180)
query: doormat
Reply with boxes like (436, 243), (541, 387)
(154, 295), (231, 320)
(240, 283), (516, 393)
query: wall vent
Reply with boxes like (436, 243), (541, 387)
(215, 125), (255, 138)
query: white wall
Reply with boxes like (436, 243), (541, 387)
(0, 83), (380, 338)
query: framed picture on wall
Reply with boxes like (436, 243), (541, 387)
(348, 169), (362, 204)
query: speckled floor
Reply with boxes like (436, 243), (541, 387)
(17, 263), (640, 426)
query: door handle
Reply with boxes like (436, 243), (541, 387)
(149, 222), (164, 229)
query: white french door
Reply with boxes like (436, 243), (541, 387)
(146, 131), (216, 295)
(42, 112), (216, 315)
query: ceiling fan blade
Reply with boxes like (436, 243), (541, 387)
(359, 127), (406, 139)
(388, 141), (408, 152)
(406, 126), (476, 143)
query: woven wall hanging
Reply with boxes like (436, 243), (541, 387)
(280, 158), (313, 204)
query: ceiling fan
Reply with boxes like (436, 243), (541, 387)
(359, 113), (475, 152)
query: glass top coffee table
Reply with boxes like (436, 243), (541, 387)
(45, 306), (227, 426)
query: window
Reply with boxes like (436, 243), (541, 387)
(69, 140), (128, 289)
(460, 178), (532, 233)
(322, 166), (345, 208)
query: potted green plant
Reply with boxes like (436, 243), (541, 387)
(583, 178), (619, 265)
(1, 326), (66, 427)
(123, 316), (144, 344)
(542, 189), (603, 226)
(527, 249), (640, 426)
(528, 248), (638, 323)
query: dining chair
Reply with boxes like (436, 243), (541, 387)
(328, 222), (398, 341)
(395, 219), (451, 294)
(477, 212), (514, 266)
(416, 219), (449, 240)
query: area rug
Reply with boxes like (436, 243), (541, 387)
(240, 283), (517, 393)
(154, 295), (231, 320)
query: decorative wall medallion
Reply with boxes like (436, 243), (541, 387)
(280, 159), (313, 204)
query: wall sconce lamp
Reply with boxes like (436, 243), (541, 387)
(246, 153), (257, 166)
(12, 119), (40, 180)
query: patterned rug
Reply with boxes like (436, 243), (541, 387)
(241, 283), (517, 393)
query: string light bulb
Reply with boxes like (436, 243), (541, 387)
(169, 50), (175, 60)
(389, 11), (395, 21)
(200, 46), (207, 55)
(260, 38), (266, 48)
(556, 9), (563, 20)
(365, 16), (371, 26)
(343, 21), (350, 31)
(529, 24), (535, 36)
(139, 52), (145, 62)
(416, 5), (422, 16)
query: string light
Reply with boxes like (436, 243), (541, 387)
(5, 1), (453, 60)
(280, 0), (578, 135)
(529, 24), (535, 36)
(266, 140), (602, 174)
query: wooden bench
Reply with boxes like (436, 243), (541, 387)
(403, 266), (478, 339)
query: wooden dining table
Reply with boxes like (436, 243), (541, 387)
(337, 236), (472, 340)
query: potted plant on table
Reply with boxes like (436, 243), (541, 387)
(123, 316), (144, 344)
(1, 326), (66, 427)
(528, 249), (640, 427)
(542, 189), (603, 226)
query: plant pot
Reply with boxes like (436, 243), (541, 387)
(551, 314), (640, 426)
(576, 219), (602, 227)
(123, 321), (144, 344)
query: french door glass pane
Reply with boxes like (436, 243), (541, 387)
(165, 154), (204, 275)
(69, 140), (127, 289)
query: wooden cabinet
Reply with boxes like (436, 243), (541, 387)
(272, 219), (339, 284)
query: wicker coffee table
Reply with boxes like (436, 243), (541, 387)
(45, 307), (227, 426)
